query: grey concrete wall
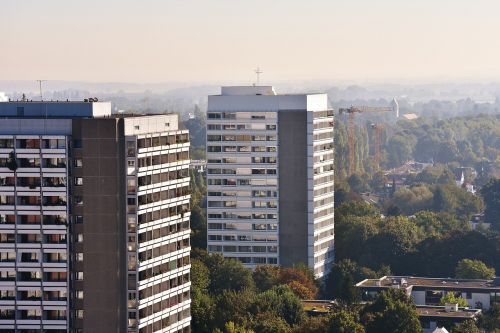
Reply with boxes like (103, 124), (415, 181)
(278, 111), (308, 267)
(71, 118), (126, 332)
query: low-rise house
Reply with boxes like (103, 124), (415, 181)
(417, 304), (481, 333)
(356, 276), (500, 310)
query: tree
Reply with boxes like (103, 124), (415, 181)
(252, 312), (292, 333)
(370, 171), (388, 192)
(366, 217), (423, 271)
(455, 259), (495, 279)
(220, 321), (255, 333)
(326, 259), (374, 303)
(326, 309), (365, 333)
(253, 285), (305, 326)
(362, 289), (422, 333)
(439, 292), (468, 307)
(412, 211), (467, 239)
(191, 259), (210, 291)
(479, 303), (500, 332)
(191, 289), (216, 332)
(204, 254), (255, 294)
(278, 267), (319, 299)
(481, 178), (500, 226)
(253, 266), (280, 292)
(214, 289), (256, 329)
(393, 185), (433, 215)
(452, 320), (481, 333)
(348, 173), (371, 193)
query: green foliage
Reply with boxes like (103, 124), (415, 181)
(452, 320), (481, 333)
(191, 253), (322, 332)
(348, 173), (371, 193)
(393, 185), (433, 214)
(253, 285), (305, 326)
(327, 309), (366, 333)
(207, 255), (255, 294)
(479, 303), (500, 332)
(191, 288), (216, 332)
(191, 258), (210, 291)
(455, 259), (495, 279)
(252, 265), (280, 292)
(481, 178), (500, 226)
(386, 134), (415, 167)
(190, 168), (207, 248)
(361, 290), (422, 333)
(222, 321), (255, 333)
(326, 259), (382, 304)
(391, 183), (483, 218)
(252, 312), (292, 333)
(438, 292), (469, 307)
(334, 200), (500, 277)
(414, 165), (455, 185)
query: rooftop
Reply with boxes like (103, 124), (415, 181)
(356, 276), (500, 292)
(0, 100), (111, 118)
(416, 305), (481, 319)
(208, 86), (328, 112)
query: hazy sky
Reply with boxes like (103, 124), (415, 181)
(2, 0), (500, 83)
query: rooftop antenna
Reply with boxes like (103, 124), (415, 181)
(36, 80), (47, 101)
(254, 67), (263, 86)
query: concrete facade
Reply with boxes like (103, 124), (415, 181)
(0, 101), (191, 333)
(206, 86), (334, 277)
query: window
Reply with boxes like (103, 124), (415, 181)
(76, 310), (84, 319)
(75, 253), (83, 262)
(76, 272), (84, 280)
(73, 140), (82, 149)
(74, 215), (83, 224)
(74, 158), (83, 167)
(127, 141), (136, 157)
(74, 177), (83, 186)
(75, 234), (83, 243)
(74, 196), (83, 205)
(76, 291), (84, 299)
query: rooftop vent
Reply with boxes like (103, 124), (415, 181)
(445, 303), (459, 312)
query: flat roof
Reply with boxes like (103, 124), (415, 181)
(0, 101), (111, 118)
(416, 305), (481, 319)
(356, 276), (500, 292)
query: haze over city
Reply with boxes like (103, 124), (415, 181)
(2, 0), (500, 83)
(1, 1), (499, 333)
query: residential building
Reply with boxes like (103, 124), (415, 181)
(356, 275), (500, 310)
(0, 101), (191, 333)
(206, 86), (334, 277)
(417, 304), (481, 333)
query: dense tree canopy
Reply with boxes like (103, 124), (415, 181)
(481, 178), (500, 227)
(455, 259), (496, 279)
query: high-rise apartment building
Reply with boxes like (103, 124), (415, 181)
(206, 86), (334, 277)
(0, 101), (191, 333)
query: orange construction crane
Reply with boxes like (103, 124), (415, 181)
(339, 106), (393, 175)
(371, 123), (384, 170)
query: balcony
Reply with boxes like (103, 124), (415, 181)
(42, 216), (67, 226)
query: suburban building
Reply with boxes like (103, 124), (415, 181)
(417, 304), (481, 333)
(356, 275), (500, 310)
(300, 300), (482, 333)
(0, 101), (191, 333)
(206, 86), (334, 277)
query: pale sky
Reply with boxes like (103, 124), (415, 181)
(2, 0), (500, 83)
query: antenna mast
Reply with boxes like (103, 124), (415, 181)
(36, 80), (47, 101)
(254, 67), (263, 85)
